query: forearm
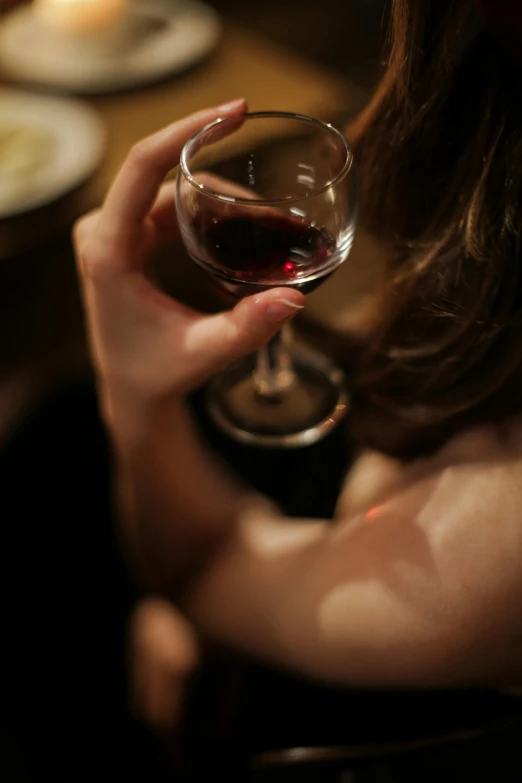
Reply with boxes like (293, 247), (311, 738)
(104, 388), (271, 593)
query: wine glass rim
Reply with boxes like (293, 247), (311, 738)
(179, 111), (354, 206)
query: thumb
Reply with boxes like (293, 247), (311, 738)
(185, 288), (305, 376)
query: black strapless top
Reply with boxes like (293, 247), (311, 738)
(190, 390), (522, 778)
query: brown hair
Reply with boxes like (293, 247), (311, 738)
(350, 0), (522, 458)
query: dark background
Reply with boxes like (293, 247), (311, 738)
(3, 2), (522, 782)
(208, 0), (387, 92)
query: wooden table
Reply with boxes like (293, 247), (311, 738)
(0, 22), (359, 438)
(0, 24), (352, 261)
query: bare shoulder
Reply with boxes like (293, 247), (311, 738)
(389, 420), (522, 566)
(338, 418), (522, 545)
(329, 421), (522, 681)
(186, 420), (522, 686)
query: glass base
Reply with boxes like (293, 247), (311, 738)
(206, 350), (349, 448)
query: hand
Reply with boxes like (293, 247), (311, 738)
(74, 100), (305, 417)
(130, 597), (200, 733)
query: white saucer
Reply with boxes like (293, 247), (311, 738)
(0, 88), (105, 219)
(0, 0), (222, 95)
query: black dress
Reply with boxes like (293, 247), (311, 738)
(1, 383), (521, 782)
(0, 384), (173, 782)
(188, 393), (522, 782)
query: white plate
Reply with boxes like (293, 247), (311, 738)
(0, 0), (222, 94)
(0, 88), (105, 219)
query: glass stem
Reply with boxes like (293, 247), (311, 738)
(254, 324), (296, 399)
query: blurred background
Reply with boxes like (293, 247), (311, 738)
(4, 5), (522, 783)
(211, 0), (385, 93)
(0, 0), (387, 444)
(0, 3), (389, 782)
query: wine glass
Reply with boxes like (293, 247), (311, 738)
(176, 111), (358, 447)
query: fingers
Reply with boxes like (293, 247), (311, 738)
(183, 287), (305, 381)
(196, 171), (264, 200)
(74, 184), (180, 280)
(194, 172), (306, 227)
(130, 598), (200, 733)
(72, 207), (102, 280)
(73, 170), (279, 278)
(148, 181), (179, 243)
(73, 207), (100, 254)
(97, 99), (247, 261)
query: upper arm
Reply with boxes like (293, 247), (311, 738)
(184, 462), (522, 688)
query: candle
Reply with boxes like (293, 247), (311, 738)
(34, 0), (129, 36)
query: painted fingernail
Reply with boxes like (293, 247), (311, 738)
(217, 98), (246, 113)
(265, 298), (304, 324)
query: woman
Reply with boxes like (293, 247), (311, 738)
(75, 0), (522, 698)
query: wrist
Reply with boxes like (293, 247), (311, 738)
(99, 381), (185, 444)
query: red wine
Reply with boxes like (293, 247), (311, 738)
(195, 215), (336, 297)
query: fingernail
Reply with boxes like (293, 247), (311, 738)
(265, 298), (304, 324)
(217, 98), (246, 113)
